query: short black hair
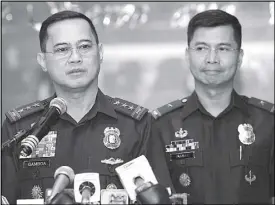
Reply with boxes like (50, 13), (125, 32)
(187, 9), (242, 48)
(39, 10), (99, 52)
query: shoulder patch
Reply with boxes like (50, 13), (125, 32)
(107, 96), (148, 121)
(5, 97), (54, 124)
(248, 97), (274, 113)
(151, 98), (188, 120)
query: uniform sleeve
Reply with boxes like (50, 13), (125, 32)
(270, 126), (274, 201)
(1, 120), (20, 204)
(146, 117), (175, 193)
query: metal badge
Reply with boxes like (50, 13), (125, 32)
(179, 173), (191, 187)
(238, 123), (255, 145)
(245, 170), (256, 185)
(106, 183), (117, 189)
(101, 158), (124, 165)
(175, 128), (188, 138)
(103, 127), (121, 150)
(31, 185), (43, 199)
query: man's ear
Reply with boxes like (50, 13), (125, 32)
(37, 52), (47, 72)
(237, 49), (244, 69)
(98, 43), (103, 64)
(185, 48), (190, 68)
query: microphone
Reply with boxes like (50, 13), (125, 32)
(1, 195), (9, 204)
(47, 190), (74, 204)
(115, 155), (171, 204)
(46, 166), (75, 204)
(134, 177), (171, 204)
(74, 173), (101, 204)
(20, 97), (67, 157)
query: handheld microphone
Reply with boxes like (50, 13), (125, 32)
(74, 173), (100, 204)
(47, 190), (74, 204)
(115, 155), (159, 201)
(134, 177), (171, 204)
(46, 166), (75, 204)
(20, 97), (67, 157)
(1, 195), (9, 204)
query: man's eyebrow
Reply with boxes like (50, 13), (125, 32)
(193, 42), (233, 46)
(53, 40), (94, 48)
(53, 42), (69, 48)
(77, 39), (94, 44)
(194, 42), (208, 46)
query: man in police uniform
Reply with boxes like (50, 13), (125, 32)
(1, 10), (172, 204)
(151, 10), (274, 204)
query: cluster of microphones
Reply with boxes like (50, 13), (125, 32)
(1, 98), (173, 204)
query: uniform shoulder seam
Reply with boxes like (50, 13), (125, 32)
(107, 96), (148, 121)
(5, 97), (53, 124)
(151, 97), (188, 120)
(248, 97), (274, 113)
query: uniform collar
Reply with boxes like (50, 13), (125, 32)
(53, 89), (117, 123)
(180, 89), (249, 120)
(83, 89), (117, 121)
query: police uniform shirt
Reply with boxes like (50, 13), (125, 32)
(1, 89), (153, 204)
(151, 90), (274, 204)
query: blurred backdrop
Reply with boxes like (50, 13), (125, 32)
(1, 2), (274, 123)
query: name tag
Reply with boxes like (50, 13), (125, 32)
(23, 159), (51, 168)
(170, 151), (195, 160)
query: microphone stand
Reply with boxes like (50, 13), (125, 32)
(1, 129), (29, 150)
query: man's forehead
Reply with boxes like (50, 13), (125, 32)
(191, 25), (236, 44)
(46, 18), (95, 43)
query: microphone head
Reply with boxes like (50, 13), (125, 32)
(50, 98), (67, 115)
(54, 166), (75, 184)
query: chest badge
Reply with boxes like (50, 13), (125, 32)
(103, 127), (121, 150)
(245, 170), (256, 185)
(179, 173), (191, 187)
(175, 128), (188, 138)
(238, 123), (255, 145)
(31, 185), (43, 199)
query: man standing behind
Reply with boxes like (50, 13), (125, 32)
(151, 9), (274, 204)
(1, 10), (173, 204)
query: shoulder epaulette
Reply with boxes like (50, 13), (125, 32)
(151, 97), (188, 120)
(248, 97), (274, 113)
(5, 97), (54, 124)
(107, 96), (148, 121)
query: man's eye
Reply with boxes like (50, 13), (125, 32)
(196, 46), (208, 51)
(55, 47), (70, 53)
(218, 47), (230, 52)
(79, 44), (92, 50)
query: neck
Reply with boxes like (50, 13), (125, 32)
(195, 82), (233, 117)
(54, 82), (99, 123)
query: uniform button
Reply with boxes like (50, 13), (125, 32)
(182, 98), (187, 103)
(106, 183), (117, 189)
(108, 165), (116, 173)
(32, 169), (40, 179)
